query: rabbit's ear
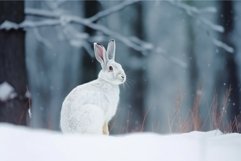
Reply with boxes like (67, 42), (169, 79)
(94, 43), (107, 68)
(107, 40), (116, 60)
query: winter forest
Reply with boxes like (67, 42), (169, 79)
(1, 0), (241, 160)
(1, 0), (240, 133)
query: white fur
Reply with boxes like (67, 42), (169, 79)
(60, 40), (125, 134)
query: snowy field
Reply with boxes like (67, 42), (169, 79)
(0, 123), (240, 161)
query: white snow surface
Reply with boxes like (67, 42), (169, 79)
(0, 123), (240, 161)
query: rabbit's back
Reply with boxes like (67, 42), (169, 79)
(60, 80), (119, 133)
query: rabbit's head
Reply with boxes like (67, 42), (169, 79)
(94, 40), (126, 85)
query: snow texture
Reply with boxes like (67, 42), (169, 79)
(0, 21), (19, 30)
(0, 123), (240, 161)
(0, 82), (16, 101)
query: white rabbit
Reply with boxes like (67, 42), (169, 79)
(60, 40), (126, 135)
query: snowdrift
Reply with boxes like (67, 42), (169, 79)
(0, 123), (240, 161)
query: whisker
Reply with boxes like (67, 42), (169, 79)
(122, 72), (135, 90)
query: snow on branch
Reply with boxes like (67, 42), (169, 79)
(0, 20), (150, 52)
(166, 0), (234, 53)
(199, 17), (224, 33)
(87, 0), (140, 22)
(198, 7), (217, 14)
(0, 20), (60, 30)
(1, 4), (154, 53)
(22, 19), (60, 28)
(25, 8), (59, 19)
(0, 21), (19, 30)
(0, 1), (187, 67)
(24, 1), (156, 53)
(212, 39), (234, 53)
(167, 0), (224, 32)
(0, 82), (17, 101)
(24, 8), (154, 53)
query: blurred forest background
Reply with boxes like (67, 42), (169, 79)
(0, 0), (241, 134)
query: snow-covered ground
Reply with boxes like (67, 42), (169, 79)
(0, 123), (240, 161)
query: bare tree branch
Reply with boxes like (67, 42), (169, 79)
(0, 19), (60, 29)
(33, 28), (53, 49)
(166, 0), (234, 53)
(22, 19), (60, 28)
(24, 0), (154, 53)
(166, 1), (224, 32)
(25, 8), (59, 19)
(1, 1), (190, 67)
(24, 8), (152, 52)
(25, 0), (141, 22)
(212, 38), (234, 53)
(87, 0), (140, 22)
(1, 0), (231, 68)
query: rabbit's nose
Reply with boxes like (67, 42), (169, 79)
(120, 74), (126, 82)
(117, 73), (126, 82)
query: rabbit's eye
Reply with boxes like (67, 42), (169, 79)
(109, 66), (113, 71)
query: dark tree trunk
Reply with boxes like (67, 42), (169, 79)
(186, 1), (199, 126)
(219, 0), (241, 132)
(128, 3), (145, 132)
(81, 0), (100, 83)
(0, 1), (29, 125)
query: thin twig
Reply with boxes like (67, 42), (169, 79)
(167, 0), (223, 33)
(87, 0), (140, 22)
(25, 8), (59, 18)
(22, 19), (60, 28)
(33, 28), (53, 49)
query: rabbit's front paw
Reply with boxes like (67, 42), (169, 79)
(103, 122), (109, 135)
